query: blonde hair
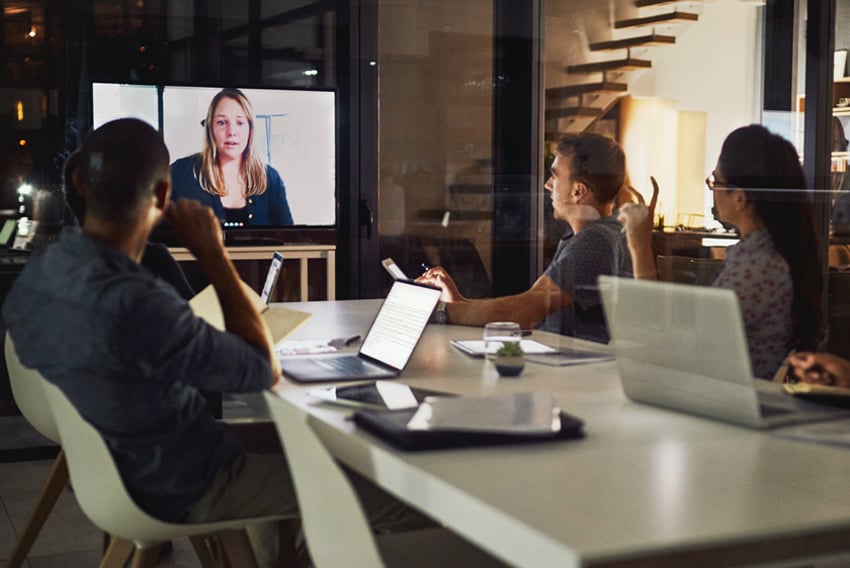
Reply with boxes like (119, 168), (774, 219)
(196, 89), (267, 198)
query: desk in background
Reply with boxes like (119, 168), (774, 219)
(169, 244), (335, 301)
(652, 229), (738, 258)
(267, 299), (850, 568)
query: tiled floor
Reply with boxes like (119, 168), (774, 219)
(0, 458), (205, 567)
(0, 395), (264, 567)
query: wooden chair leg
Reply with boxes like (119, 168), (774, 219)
(279, 519), (301, 567)
(129, 543), (162, 568)
(190, 535), (220, 568)
(5, 451), (69, 568)
(99, 536), (135, 568)
(218, 529), (259, 568)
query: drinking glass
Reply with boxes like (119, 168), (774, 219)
(483, 322), (522, 361)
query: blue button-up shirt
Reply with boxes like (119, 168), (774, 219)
(3, 228), (273, 521)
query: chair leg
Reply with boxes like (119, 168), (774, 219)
(5, 451), (69, 568)
(190, 535), (221, 568)
(99, 536), (135, 568)
(129, 543), (162, 568)
(218, 529), (259, 568)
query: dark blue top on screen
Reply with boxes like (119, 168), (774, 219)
(170, 155), (294, 226)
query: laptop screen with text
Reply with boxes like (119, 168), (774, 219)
(359, 281), (441, 370)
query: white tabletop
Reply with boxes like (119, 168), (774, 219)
(270, 299), (850, 568)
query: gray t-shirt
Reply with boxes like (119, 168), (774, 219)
(541, 215), (632, 342)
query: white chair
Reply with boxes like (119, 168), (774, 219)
(4, 334), (69, 568)
(262, 390), (508, 568)
(42, 376), (287, 568)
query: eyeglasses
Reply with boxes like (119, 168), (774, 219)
(705, 173), (736, 191)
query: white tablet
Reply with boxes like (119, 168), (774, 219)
(307, 380), (451, 410)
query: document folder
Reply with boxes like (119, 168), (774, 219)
(353, 392), (585, 451)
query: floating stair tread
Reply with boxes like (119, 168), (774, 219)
(590, 33), (675, 51)
(635, 0), (702, 7)
(615, 11), (699, 29)
(546, 82), (628, 98)
(545, 107), (603, 119)
(567, 58), (652, 74)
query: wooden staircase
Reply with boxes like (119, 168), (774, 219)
(545, 0), (703, 139)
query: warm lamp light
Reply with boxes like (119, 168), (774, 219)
(15, 101), (24, 122)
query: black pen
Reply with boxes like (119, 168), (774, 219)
(344, 334), (361, 346)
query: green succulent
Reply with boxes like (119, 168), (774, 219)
(496, 341), (523, 357)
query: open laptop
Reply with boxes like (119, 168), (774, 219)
(280, 279), (441, 383)
(260, 251), (284, 304)
(0, 219), (17, 249)
(598, 276), (850, 429)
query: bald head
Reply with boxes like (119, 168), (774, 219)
(77, 119), (170, 223)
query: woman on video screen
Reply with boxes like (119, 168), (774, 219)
(170, 88), (294, 227)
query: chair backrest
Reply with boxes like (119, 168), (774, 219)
(656, 255), (723, 286)
(656, 255), (696, 284)
(827, 271), (850, 360)
(263, 390), (385, 568)
(690, 258), (724, 286)
(41, 378), (177, 547)
(5, 334), (60, 443)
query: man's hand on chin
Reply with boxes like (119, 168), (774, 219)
(166, 199), (225, 262)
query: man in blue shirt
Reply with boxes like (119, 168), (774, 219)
(417, 133), (632, 343)
(3, 118), (425, 565)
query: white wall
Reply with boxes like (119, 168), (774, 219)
(630, 2), (762, 223)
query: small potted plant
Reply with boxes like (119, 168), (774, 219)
(494, 341), (524, 377)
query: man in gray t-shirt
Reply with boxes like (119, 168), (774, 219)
(417, 133), (632, 343)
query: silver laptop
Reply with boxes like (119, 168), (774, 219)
(598, 276), (850, 429)
(280, 280), (441, 383)
(260, 251), (284, 304)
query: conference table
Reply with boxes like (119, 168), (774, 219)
(267, 299), (850, 567)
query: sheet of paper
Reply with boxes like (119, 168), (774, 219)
(525, 348), (614, 367)
(189, 282), (311, 343)
(451, 339), (558, 357)
(263, 305), (312, 344)
(276, 339), (338, 356)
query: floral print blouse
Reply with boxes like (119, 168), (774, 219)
(712, 229), (793, 379)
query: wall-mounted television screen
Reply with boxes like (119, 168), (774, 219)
(91, 83), (336, 233)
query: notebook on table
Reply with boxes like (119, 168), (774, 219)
(280, 280), (441, 383)
(598, 276), (850, 429)
(353, 392), (585, 451)
(189, 278), (311, 344)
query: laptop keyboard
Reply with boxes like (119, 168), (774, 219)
(315, 356), (389, 377)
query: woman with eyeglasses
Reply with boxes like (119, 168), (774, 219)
(170, 88), (294, 227)
(619, 124), (823, 379)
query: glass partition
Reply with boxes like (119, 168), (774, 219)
(377, 1), (494, 298)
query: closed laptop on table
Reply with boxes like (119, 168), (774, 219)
(280, 280), (440, 383)
(598, 276), (850, 429)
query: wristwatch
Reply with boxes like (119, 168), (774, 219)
(434, 301), (448, 324)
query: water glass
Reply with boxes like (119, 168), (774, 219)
(483, 321), (522, 360)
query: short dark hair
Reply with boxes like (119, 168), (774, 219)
(77, 118), (170, 223)
(556, 133), (625, 204)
